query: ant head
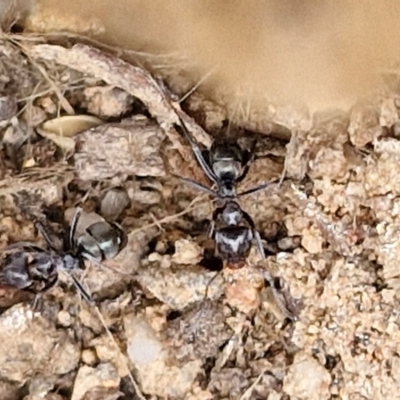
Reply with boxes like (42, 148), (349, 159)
(77, 221), (127, 261)
(210, 140), (244, 183)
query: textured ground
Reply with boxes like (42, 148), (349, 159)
(1, 29), (400, 400)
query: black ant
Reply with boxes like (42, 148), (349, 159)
(1, 207), (127, 304)
(174, 116), (295, 320)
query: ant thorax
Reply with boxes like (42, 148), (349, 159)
(61, 254), (80, 272)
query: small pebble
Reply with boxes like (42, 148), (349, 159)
(160, 256), (172, 269)
(71, 363), (120, 400)
(148, 252), (162, 263)
(100, 188), (130, 221)
(172, 238), (202, 265)
(57, 310), (72, 327)
(81, 349), (98, 366)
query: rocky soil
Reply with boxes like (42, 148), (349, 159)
(1, 29), (400, 400)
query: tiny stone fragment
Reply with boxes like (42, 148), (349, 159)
(301, 227), (324, 254)
(172, 238), (203, 265)
(57, 310), (72, 327)
(124, 313), (203, 398)
(125, 314), (165, 367)
(164, 299), (232, 361)
(71, 363), (120, 400)
(125, 178), (162, 205)
(137, 263), (224, 310)
(91, 334), (130, 377)
(28, 376), (54, 398)
(223, 264), (265, 315)
(283, 352), (331, 400)
(283, 130), (310, 180)
(208, 368), (250, 399)
(81, 387), (123, 400)
(2, 118), (32, 157)
(0, 380), (22, 400)
(100, 188), (130, 221)
(24, 395), (64, 400)
(21, 105), (47, 128)
(82, 349), (98, 366)
(348, 101), (383, 147)
(83, 85), (134, 118)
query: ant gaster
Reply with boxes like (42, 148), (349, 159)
(174, 116), (295, 319)
(1, 208), (127, 304)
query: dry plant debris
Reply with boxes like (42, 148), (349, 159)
(27, 43), (212, 148)
(2, 30), (400, 400)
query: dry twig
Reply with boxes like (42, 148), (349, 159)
(27, 43), (213, 152)
(93, 307), (146, 400)
(129, 194), (210, 236)
(9, 39), (75, 115)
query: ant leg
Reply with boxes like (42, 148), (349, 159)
(203, 270), (222, 302)
(238, 182), (273, 197)
(82, 253), (131, 276)
(109, 222), (128, 253)
(208, 205), (225, 239)
(69, 273), (95, 305)
(174, 117), (218, 184)
(253, 229), (266, 259)
(172, 174), (217, 197)
(207, 220), (216, 239)
(253, 229), (296, 320)
(31, 293), (44, 312)
(240, 211), (296, 321)
(4, 242), (45, 253)
(35, 222), (59, 252)
(258, 267), (296, 320)
(236, 140), (257, 183)
(69, 207), (83, 249)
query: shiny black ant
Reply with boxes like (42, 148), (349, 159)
(174, 118), (270, 199)
(1, 207), (127, 304)
(174, 116), (295, 319)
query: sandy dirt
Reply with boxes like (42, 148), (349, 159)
(1, 27), (400, 400)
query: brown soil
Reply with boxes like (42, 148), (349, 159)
(1, 25), (400, 400)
